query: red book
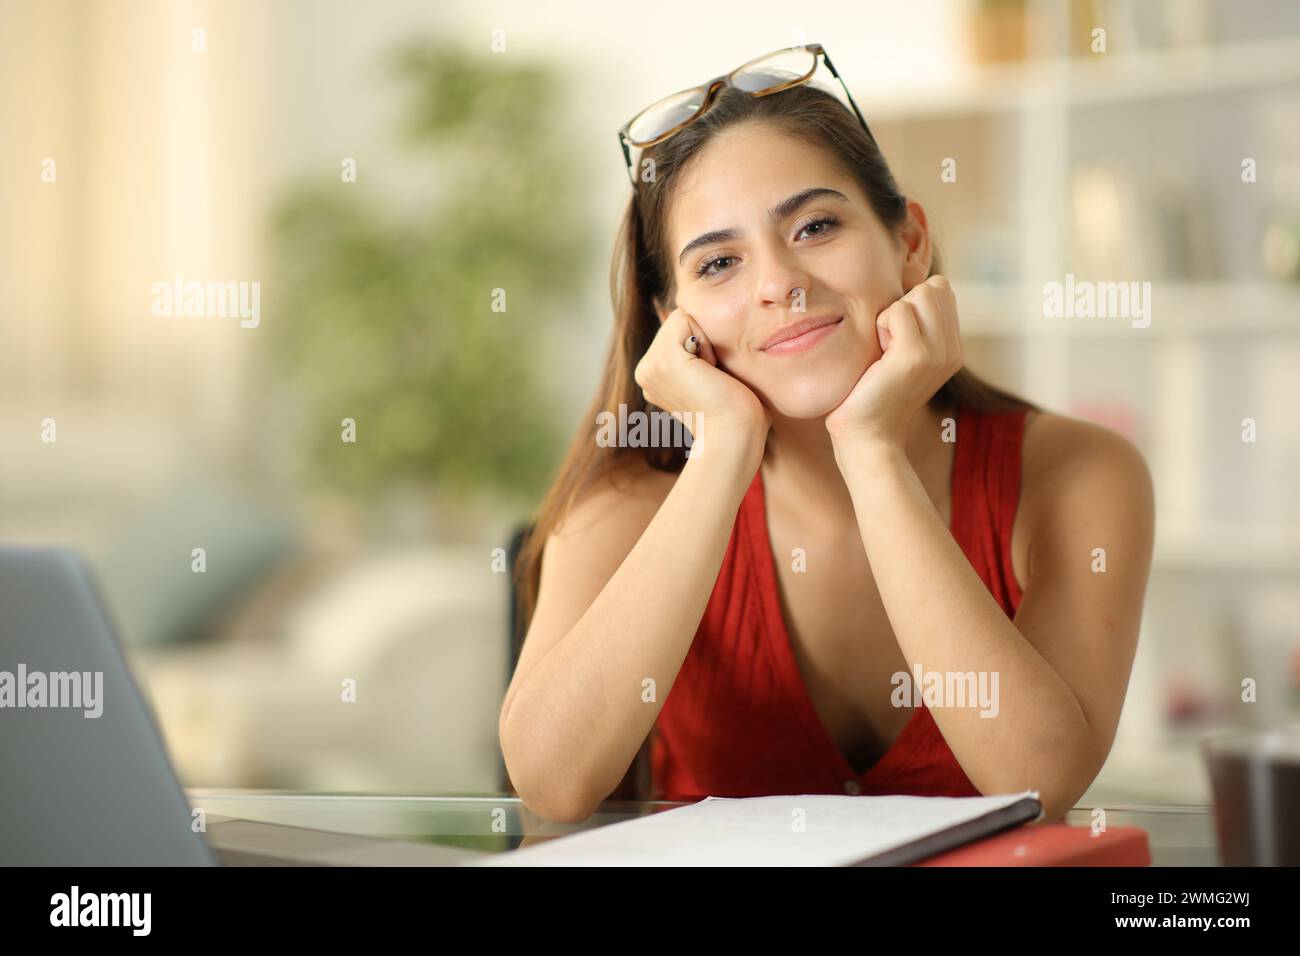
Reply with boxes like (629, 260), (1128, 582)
(912, 823), (1151, 866)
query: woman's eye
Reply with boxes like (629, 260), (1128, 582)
(695, 255), (735, 278)
(796, 214), (840, 240)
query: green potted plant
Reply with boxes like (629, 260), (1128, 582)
(266, 41), (591, 531)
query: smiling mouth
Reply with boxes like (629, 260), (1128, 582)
(759, 315), (844, 355)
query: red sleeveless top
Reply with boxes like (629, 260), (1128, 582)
(649, 405), (1029, 801)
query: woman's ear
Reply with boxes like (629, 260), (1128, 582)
(897, 199), (933, 292)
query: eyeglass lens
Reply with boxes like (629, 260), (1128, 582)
(626, 48), (817, 146)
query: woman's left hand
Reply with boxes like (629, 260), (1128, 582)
(824, 274), (965, 449)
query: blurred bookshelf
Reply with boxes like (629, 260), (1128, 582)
(850, 0), (1300, 804)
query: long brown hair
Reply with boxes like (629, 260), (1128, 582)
(515, 81), (1037, 625)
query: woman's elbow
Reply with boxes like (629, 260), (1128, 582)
(511, 772), (599, 825)
(500, 716), (600, 824)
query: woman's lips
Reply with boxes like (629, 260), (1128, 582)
(760, 315), (844, 355)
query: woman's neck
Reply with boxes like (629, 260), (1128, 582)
(760, 403), (951, 527)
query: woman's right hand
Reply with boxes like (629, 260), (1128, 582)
(634, 307), (770, 449)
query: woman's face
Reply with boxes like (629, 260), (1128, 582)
(660, 123), (928, 419)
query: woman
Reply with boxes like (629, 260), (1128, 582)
(499, 46), (1154, 825)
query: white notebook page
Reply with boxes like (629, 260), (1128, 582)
(478, 791), (1041, 866)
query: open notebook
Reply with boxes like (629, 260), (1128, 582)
(479, 791), (1043, 866)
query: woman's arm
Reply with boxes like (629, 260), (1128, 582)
(500, 429), (764, 823)
(824, 276), (1154, 821)
(832, 416), (1154, 821)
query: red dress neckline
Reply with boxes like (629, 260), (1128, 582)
(744, 407), (968, 787)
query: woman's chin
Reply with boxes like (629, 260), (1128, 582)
(764, 380), (859, 421)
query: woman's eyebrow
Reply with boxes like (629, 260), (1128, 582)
(677, 187), (850, 265)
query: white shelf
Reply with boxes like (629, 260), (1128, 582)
(855, 35), (1300, 122)
(953, 280), (1300, 338)
(1153, 525), (1300, 576)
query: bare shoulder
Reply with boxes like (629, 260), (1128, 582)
(551, 455), (680, 543)
(1019, 409), (1155, 554)
(536, 455), (681, 594)
(1021, 409), (1152, 492)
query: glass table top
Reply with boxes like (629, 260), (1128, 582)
(185, 790), (1221, 865)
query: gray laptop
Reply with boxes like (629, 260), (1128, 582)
(0, 547), (485, 866)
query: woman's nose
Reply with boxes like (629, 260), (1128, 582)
(753, 252), (812, 309)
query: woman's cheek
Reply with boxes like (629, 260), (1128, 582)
(688, 300), (745, 363)
(710, 332), (745, 372)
